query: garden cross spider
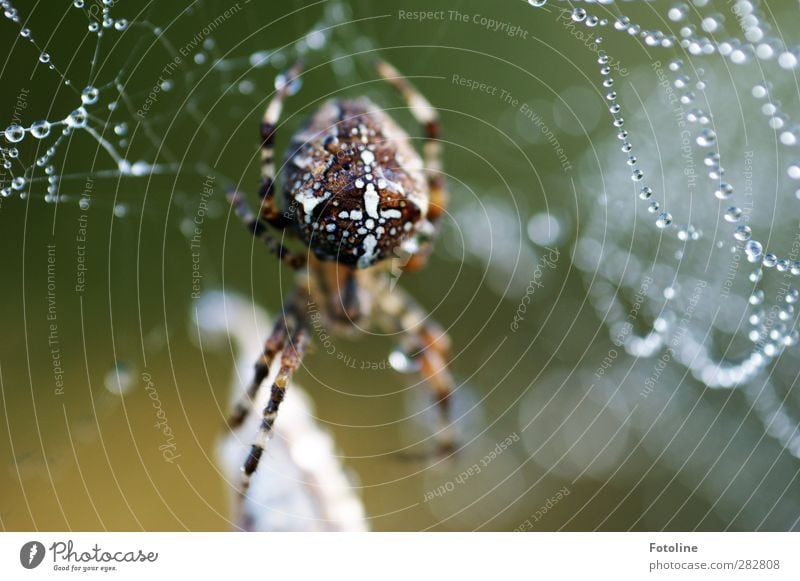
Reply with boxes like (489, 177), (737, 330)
(226, 59), (454, 503)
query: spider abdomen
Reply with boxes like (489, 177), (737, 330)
(283, 98), (429, 268)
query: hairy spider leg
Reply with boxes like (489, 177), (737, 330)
(259, 60), (304, 226)
(375, 59), (448, 272)
(226, 309), (295, 429)
(227, 188), (306, 269)
(238, 293), (311, 503)
(376, 285), (456, 457)
(226, 62), (307, 269)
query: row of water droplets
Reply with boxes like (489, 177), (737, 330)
(211, 1), (358, 93)
(0, 0), (355, 208)
(530, 0), (800, 70)
(71, 0), (128, 34)
(0, 0), (160, 207)
(527, 0), (800, 459)
(526, 1), (799, 383)
(625, 3), (799, 357)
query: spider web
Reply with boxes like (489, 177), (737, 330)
(2, 0), (800, 532)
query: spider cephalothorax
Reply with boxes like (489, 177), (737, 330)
(225, 60), (453, 517)
(284, 98), (430, 268)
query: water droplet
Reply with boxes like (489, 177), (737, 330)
(780, 126), (799, 146)
(714, 182), (733, 199)
(704, 152), (720, 167)
(656, 212), (672, 228)
(571, 8), (587, 22)
(389, 349), (419, 374)
(668, 5), (687, 22)
(778, 50), (799, 70)
(81, 86), (99, 105)
(66, 107), (88, 128)
(30, 120), (51, 139)
(674, 75), (690, 89)
(11, 176), (25, 190)
(724, 206), (742, 222)
(696, 128), (716, 147)
(745, 240), (763, 259)
(527, 213), (564, 246)
(130, 160), (150, 176)
(104, 362), (135, 395)
(701, 14), (724, 34)
(275, 72), (301, 96)
(4, 123), (24, 143)
(734, 225), (752, 241)
(39, 52), (50, 63)
(749, 290), (765, 305)
(527, 0), (547, 6)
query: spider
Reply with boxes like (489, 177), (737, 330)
(226, 59), (455, 503)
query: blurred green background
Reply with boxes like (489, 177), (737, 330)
(1, 0), (799, 531)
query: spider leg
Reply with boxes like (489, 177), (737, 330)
(411, 322), (456, 457)
(375, 58), (448, 232)
(226, 310), (293, 429)
(227, 61), (307, 268)
(259, 60), (303, 227)
(377, 286), (456, 457)
(416, 322), (455, 456)
(375, 59), (448, 273)
(227, 188), (306, 269)
(238, 303), (310, 503)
